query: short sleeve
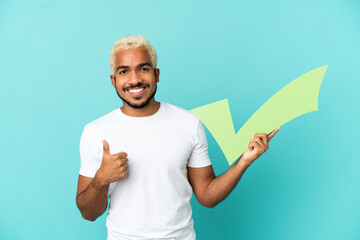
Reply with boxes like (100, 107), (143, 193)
(187, 120), (212, 168)
(79, 126), (102, 177)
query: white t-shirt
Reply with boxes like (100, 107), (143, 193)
(79, 103), (212, 240)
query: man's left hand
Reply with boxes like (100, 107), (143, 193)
(240, 126), (281, 166)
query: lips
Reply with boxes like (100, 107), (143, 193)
(128, 87), (144, 93)
(126, 87), (146, 97)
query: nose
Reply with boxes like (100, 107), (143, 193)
(128, 71), (142, 86)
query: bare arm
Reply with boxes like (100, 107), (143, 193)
(76, 174), (110, 221)
(76, 140), (129, 221)
(188, 127), (280, 208)
(188, 158), (251, 208)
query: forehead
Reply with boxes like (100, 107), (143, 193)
(114, 48), (151, 67)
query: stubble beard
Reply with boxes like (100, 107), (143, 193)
(115, 84), (157, 109)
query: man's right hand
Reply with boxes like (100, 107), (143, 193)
(95, 140), (129, 186)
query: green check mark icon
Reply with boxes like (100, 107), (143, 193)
(191, 65), (328, 165)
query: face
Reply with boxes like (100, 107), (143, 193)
(110, 48), (159, 110)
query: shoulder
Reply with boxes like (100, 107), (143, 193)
(162, 103), (200, 123)
(83, 109), (119, 133)
(161, 103), (202, 136)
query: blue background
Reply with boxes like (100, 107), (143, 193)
(1, 0), (359, 239)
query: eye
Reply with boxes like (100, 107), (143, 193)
(140, 67), (150, 72)
(119, 70), (128, 75)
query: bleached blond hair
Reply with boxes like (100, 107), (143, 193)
(110, 35), (158, 74)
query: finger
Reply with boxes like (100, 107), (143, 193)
(254, 133), (268, 147)
(122, 165), (129, 172)
(248, 140), (264, 150)
(249, 141), (262, 153)
(250, 138), (267, 151)
(268, 126), (281, 141)
(115, 151), (128, 158)
(254, 133), (267, 139)
(119, 168), (129, 178)
(249, 137), (266, 147)
(120, 158), (129, 166)
(249, 138), (259, 148)
(102, 140), (110, 155)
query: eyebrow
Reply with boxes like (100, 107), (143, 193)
(116, 65), (129, 72)
(138, 63), (153, 68)
(116, 62), (153, 72)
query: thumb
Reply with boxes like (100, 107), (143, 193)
(268, 126), (281, 141)
(102, 140), (110, 155)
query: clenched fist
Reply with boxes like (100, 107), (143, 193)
(95, 140), (129, 186)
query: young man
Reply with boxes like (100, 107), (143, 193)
(76, 35), (280, 240)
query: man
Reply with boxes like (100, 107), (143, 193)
(76, 35), (280, 240)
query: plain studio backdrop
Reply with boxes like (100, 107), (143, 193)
(0, 0), (359, 239)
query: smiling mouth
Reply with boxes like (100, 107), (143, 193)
(128, 87), (145, 93)
(126, 87), (146, 97)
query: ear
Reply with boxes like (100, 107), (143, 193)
(110, 75), (116, 88)
(154, 68), (160, 83)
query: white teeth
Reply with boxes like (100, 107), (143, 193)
(128, 88), (144, 93)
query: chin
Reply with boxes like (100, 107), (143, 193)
(124, 98), (153, 109)
(129, 102), (148, 109)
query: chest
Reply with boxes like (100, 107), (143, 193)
(102, 120), (194, 172)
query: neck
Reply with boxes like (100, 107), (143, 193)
(120, 99), (160, 117)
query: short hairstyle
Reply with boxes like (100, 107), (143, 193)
(110, 35), (158, 74)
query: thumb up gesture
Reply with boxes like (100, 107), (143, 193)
(95, 140), (129, 186)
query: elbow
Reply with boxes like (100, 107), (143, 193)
(85, 217), (97, 222)
(77, 204), (101, 222)
(76, 200), (103, 222)
(199, 199), (218, 209)
(196, 193), (219, 209)
(205, 203), (218, 209)
(81, 212), (98, 222)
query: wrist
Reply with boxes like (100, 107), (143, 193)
(93, 169), (108, 188)
(237, 156), (252, 169)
